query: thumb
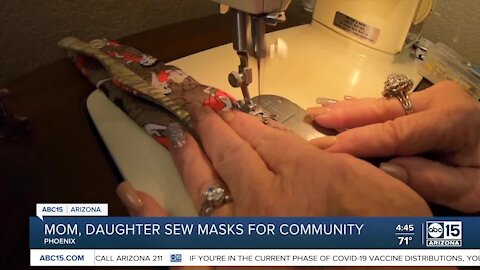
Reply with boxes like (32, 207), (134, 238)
(380, 157), (480, 213)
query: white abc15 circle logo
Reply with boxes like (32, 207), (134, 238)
(427, 221), (462, 239)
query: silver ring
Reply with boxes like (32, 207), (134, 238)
(199, 185), (233, 217)
(382, 73), (414, 114)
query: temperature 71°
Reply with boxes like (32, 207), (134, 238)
(398, 236), (413, 246)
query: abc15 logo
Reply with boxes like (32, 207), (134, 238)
(426, 221), (462, 240)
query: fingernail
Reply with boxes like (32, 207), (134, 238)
(380, 162), (409, 183)
(343, 95), (357, 100)
(303, 113), (315, 124)
(316, 97), (337, 106)
(116, 182), (143, 214)
(310, 136), (337, 149)
(166, 122), (186, 149)
(306, 106), (331, 117)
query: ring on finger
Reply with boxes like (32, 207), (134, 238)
(382, 73), (414, 115)
(199, 185), (233, 217)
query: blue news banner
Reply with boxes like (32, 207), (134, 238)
(30, 217), (480, 249)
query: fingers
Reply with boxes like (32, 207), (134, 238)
(325, 108), (468, 158)
(311, 81), (473, 131)
(166, 122), (233, 216)
(310, 93), (428, 129)
(116, 182), (168, 216)
(310, 81), (455, 130)
(186, 104), (275, 197)
(383, 157), (480, 213)
(219, 109), (328, 174)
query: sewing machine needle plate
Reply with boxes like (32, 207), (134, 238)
(251, 95), (336, 140)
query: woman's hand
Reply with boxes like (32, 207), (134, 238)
(309, 81), (480, 213)
(114, 96), (458, 270)
(119, 102), (431, 217)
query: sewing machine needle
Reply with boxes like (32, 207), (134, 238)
(257, 55), (261, 110)
(253, 17), (266, 112)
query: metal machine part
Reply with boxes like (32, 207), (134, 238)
(228, 9), (287, 112)
(252, 10), (287, 55)
(412, 37), (433, 60)
(229, 10), (255, 111)
(251, 11), (286, 115)
(246, 95), (336, 140)
(221, 0), (291, 112)
(211, 0), (291, 15)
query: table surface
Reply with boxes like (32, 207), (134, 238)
(1, 7), (462, 270)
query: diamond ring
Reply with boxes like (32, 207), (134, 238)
(382, 73), (414, 115)
(199, 185), (233, 217)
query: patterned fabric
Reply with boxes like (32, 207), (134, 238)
(58, 37), (238, 148)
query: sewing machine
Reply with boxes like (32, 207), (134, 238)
(87, 0), (434, 216)
(206, 0), (434, 140)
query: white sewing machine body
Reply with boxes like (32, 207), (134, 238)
(87, 0), (433, 216)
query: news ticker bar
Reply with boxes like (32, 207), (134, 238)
(30, 249), (480, 267)
(30, 217), (480, 249)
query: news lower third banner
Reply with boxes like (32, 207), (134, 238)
(30, 214), (480, 266)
